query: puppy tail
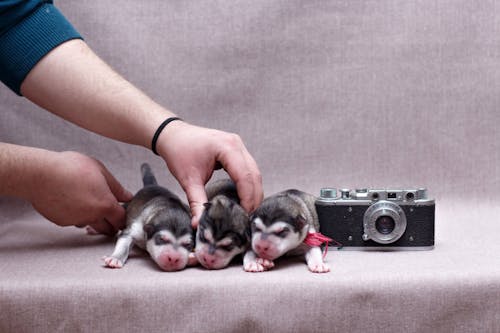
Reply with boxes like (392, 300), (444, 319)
(140, 163), (157, 186)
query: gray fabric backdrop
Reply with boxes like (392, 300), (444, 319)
(1, 1), (499, 332)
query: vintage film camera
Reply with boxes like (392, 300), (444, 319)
(315, 188), (434, 250)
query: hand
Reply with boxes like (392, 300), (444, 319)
(25, 151), (133, 235)
(156, 121), (263, 227)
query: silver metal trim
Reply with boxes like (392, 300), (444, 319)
(315, 198), (435, 206)
(317, 187), (435, 206)
(329, 246), (434, 251)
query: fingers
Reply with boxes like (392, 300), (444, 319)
(103, 201), (127, 231)
(83, 200), (126, 235)
(77, 201), (126, 236)
(182, 181), (208, 229)
(240, 149), (263, 211)
(87, 219), (116, 236)
(92, 159), (130, 232)
(217, 135), (263, 213)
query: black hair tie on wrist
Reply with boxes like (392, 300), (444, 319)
(151, 117), (182, 155)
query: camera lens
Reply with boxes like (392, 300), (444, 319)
(363, 201), (407, 244)
(375, 216), (395, 234)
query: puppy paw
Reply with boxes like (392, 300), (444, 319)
(103, 256), (123, 268)
(256, 257), (275, 269)
(308, 262), (330, 273)
(187, 252), (199, 267)
(244, 261), (266, 272)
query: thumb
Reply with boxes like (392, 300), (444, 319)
(182, 181), (208, 229)
(100, 166), (134, 202)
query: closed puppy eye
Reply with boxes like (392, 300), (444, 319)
(219, 244), (234, 252)
(274, 228), (289, 237)
(181, 241), (193, 250)
(155, 234), (171, 245)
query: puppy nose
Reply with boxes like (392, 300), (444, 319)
(203, 255), (216, 264)
(167, 254), (180, 264)
(255, 244), (269, 252)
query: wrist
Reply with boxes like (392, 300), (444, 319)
(154, 119), (192, 158)
(151, 117), (183, 155)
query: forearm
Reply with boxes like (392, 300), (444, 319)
(0, 143), (52, 200)
(20, 39), (175, 149)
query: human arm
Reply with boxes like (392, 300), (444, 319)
(19, 38), (262, 226)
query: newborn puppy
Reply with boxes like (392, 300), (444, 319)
(103, 163), (193, 271)
(244, 189), (330, 273)
(195, 179), (250, 269)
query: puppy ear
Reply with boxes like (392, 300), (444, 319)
(143, 224), (155, 239)
(295, 214), (307, 230)
(244, 223), (252, 242)
(249, 213), (256, 222)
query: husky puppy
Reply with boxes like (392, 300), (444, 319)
(244, 189), (330, 273)
(103, 163), (193, 271)
(195, 179), (250, 269)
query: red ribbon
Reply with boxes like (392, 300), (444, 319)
(303, 232), (333, 258)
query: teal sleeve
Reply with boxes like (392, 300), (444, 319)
(0, 2), (82, 95)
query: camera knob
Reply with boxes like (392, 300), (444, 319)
(340, 189), (351, 199)
(320, 188), (337, 199)
(417, 188), (428, 200)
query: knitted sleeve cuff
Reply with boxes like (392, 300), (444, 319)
(0, 3), (83, 95)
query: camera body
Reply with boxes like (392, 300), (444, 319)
(315, 188), (434, 250)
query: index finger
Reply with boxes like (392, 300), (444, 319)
(181, 181), (208, 229)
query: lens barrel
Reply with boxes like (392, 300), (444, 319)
(363, 201), (407, 244)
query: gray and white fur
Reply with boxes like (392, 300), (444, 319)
(195, 179), (250, 269)
(103, 163), (193, 271)
(243, 189), (330, 273)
